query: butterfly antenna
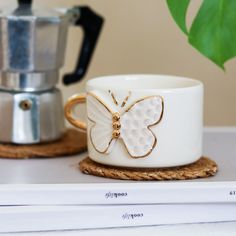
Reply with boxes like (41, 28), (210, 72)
(121, 91), (131, 107)
(109, 90), (119, 106)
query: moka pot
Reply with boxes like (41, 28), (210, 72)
(0, 0), (104, 144)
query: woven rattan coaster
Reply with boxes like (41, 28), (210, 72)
(79, 157), (218, 181)
(0, 129), (87, 159)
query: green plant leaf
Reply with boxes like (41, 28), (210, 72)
(166, 0), (191, 35)
(166, 0), (236, 69)
(189, 0), (236, 69)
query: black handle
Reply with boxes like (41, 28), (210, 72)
(63, 6), (104, 85)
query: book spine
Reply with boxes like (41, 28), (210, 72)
(0, 184), (236, 205)
(1, 204), (236, 232)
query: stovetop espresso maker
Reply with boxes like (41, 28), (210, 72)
(0, 0), (103, 144)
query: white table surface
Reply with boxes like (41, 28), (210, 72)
(1, 127), (236, 235)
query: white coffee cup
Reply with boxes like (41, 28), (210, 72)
(65, 74), (203, 168)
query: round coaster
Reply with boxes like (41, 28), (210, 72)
(0, 129), (87, 159)
(79, 157), (218, 181)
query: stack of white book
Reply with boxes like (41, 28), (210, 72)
(0, 130), (235, 233)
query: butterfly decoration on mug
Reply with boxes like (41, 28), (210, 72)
(87, 91), (164, 158)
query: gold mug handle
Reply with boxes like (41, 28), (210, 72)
(64, 94), (87, 131)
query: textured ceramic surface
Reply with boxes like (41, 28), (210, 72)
(67, 74), (203, 168)
(87, 93), (163, 158)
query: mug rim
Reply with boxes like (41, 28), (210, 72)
(86, 74), (203, 91)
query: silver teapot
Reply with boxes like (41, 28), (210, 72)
(0, 0), (104, 144)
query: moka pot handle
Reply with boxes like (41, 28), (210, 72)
(63, 6), (104, 85)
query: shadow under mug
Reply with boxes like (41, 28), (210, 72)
(65, 74), (203, 168)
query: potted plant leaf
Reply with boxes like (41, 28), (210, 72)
(166, 0), (236, 69)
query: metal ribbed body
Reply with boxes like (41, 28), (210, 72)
(0, 6), (77, 143)
(0, 88), (65, 143)
(0, 7), (73, 91)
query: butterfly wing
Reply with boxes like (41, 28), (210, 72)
(87, 93), (116, 153)
(120, 96), (163, 158)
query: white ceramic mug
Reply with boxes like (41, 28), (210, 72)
(65, 74), (203, 168)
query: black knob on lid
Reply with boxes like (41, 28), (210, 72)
(18, 0), (32, 6)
